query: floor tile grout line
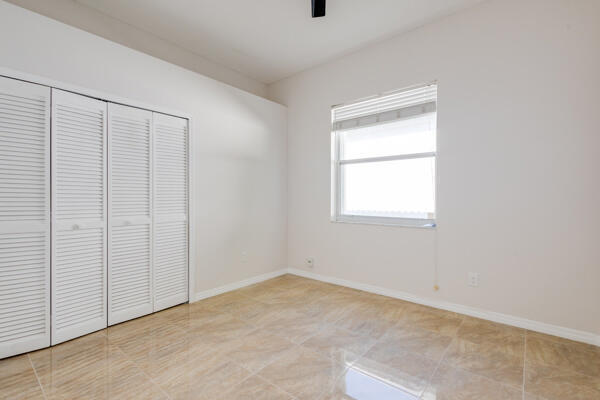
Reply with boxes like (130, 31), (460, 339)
(28, 353), (47, 400)
(427, 319), (529, 394)
(526, 330), (600, 353)
(254, 371), (300, 400)
(233, 343), (301, 400)
(253, 342), (349, 399)
(523, 334), (600, 380)
(113, 344), (173, 400)
(444, 326), (531, 389)
(420, 315), (466, 398)
(242, 366), (299, 400)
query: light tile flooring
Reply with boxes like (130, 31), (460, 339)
(1, 274), (599, 399)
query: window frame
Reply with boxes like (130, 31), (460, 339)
(330, 87), (438, 229)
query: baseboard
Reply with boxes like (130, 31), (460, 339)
(191, 268), (288, 302)
(287, 268), (600, 347)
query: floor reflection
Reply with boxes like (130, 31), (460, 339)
(340, 366), (420, 400)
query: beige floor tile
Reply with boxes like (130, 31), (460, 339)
(218, 375), (293, 400)
(422, 364), (523, 400)
(258, 345), (347, 400)
(106, 314), (182, 346)
(334, 298), (401, 339)
(526, 335), (600, 377)
(227, 301), (286, 326)
(113, 323), (187, 358)
(29, 331), (113, 381)
(302, 325), (378, 364)
(526, 331), (600, 354)
(398, 304), (464, 337)
(524, 394), (548, 400)
(524, 360), (600, 400)
(260, 308), (328, 344)
(33, 345), (167, 399)
(380, 324), (453, 362)
(356, 343), (437, 396)
(0, 355), (45, 399)
(441, 337), (524, 388)
(221, 328), (295, 373)
(159, 349), (251, 400)
(455, 317), (525, 357)
(186, 312), (256, 342)
(156, 302), (226, 331)
(292, 288), (370, 324)
(458, 316), (525, 342)
(179, 304), (236, 330)
(125, 335), (210, 381)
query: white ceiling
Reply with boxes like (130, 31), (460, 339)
(74, 0), (483, 84)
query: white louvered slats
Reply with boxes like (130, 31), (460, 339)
(51, 89), (107, 345)
(0, 74), (191, 358)
(108, 104), (153, 325)
(0, 76), (50, 359)
(153, 113), (188, 311)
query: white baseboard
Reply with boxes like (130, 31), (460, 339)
(189, 266), (599, 346)
(287, 268), (600, 347)
(191, 268), (288, 302)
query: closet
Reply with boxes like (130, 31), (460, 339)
(0, 75), (189, 356)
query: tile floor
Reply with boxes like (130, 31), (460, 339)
(1, 274), (599, 399)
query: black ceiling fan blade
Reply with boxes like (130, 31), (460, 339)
(312, 0), (326, 18)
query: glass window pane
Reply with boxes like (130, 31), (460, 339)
(341, 157), (435, 219)
(339, 113), (436, 160)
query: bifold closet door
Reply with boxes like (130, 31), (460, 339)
(108, 104), (153, 325)
(153, 113), (188, 311)
(0, 77), (50, 359)
(51, 89), (107, 345)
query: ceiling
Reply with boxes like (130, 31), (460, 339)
(74, 0), (484, 84)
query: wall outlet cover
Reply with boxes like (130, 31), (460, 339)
(468, 272), (479, 287)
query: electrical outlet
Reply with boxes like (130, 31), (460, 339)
(305, 257), (314, 268)
(241, 251), (248, 263)
(468, 272), (479, 287)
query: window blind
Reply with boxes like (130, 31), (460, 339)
(332, 84), (437, 131)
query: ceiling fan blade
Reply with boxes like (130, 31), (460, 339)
(312, 0), (326, 18)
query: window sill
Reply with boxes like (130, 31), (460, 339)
(331, 215), (436, 229)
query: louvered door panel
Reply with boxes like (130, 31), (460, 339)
(153, 113), (188, 311)
(0, 76), (50, 359)
(108, 104), (153, 325)
(52, 89), (107, 345)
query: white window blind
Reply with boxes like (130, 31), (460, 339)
(331, 83), (437, 227)
(332, 84), (436, 131)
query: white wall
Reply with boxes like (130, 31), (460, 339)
(0, 0), (288, 294)
(268, 0), (600, 336)
(3, 0), (267, 98)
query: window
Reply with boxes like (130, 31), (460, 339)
(331, 84), (437, 227)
